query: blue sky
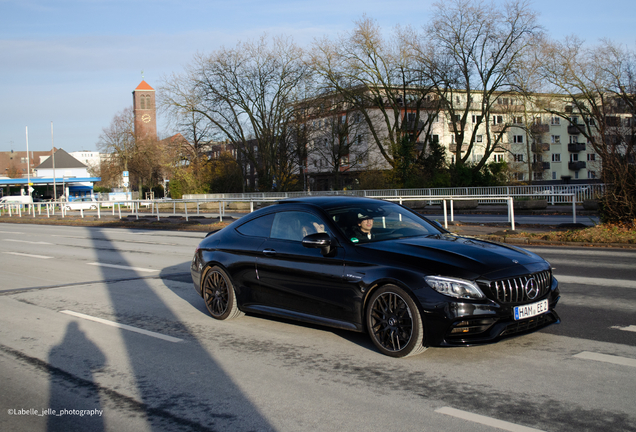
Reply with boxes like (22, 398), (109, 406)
(1, 0), (634, 154)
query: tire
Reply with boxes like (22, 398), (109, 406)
(366, 285), (427, 358)
(202, 266), (243, 320)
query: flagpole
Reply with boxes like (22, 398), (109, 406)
(25, 127), (31, 198)
(51, 122), (57, 201)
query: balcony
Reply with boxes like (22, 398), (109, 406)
(568, 143), (586, 152)
(532, 162), (550, 171)
(568, 125), (582, 135)
(531, 143), (550, 152)
(449, 144), (470, 153)
(531, 124), (549, 134)
(568, 161), (586, 170)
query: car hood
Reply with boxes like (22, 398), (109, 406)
(359, 234), (548, 279)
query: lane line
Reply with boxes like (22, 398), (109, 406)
(573, 352), (636, 368)
(87, 262), (159, 273)
(3, 239), (53, 245)
(60, 310), (183, 343)
(548, 259), (632, 270)
(2, 252), (54, 259)
(611, 325), (636, 333)
(527, 248), (636, 258)
(435, 407), (546, 432)
(556, 275), (636, 289)
(0, 231), (24, 234)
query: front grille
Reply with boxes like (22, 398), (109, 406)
(487, 270), (552, 303)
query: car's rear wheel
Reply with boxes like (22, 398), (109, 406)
(366, 285), (427, 357)
(202, 266), (243, 320)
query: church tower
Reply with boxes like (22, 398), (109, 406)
(132, 80), (157, 141)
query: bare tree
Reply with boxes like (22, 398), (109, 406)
(537, 37), (636, 222)
(97, 107), (136, 174)
(160, 35), (312, 191)
(311, 17), (442, 187)
(97, 107), (166, 193)
(412, 0), (541, 183)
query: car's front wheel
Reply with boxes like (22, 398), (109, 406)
(202, 266), (243, 320)
(366, 285), (427, 357)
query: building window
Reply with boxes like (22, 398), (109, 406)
(570, 153), (578, 162)
(551, 135), (561, 144)
(140, 96), (145, 109)
(514, 117), (523, 124)
(513, 135), (523, 143)
(574, 171), (579, 179)
(493, 115), (503, 125)
(551, 153), (561, 162)
(570, 116), (579, 124)
(552, 171), (557, 180)
(533, 172), (542, 181)
(475, 135), (482, 143)
(494, 154), (504, 162)
(550, 116), (560, 125)
(588, 171), (596, 179)
(514, 154), (524, 162)
(587, 153), (596, 161)
(471, 115), (483, 123)
(569, 135), (579, 143)
(514, 172), (524, 181)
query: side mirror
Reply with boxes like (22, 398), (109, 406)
(302, 232), (334, 256)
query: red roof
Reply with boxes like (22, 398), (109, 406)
(136, 80), (154, 91)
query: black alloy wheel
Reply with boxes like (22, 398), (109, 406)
(366, 285), (427, 358)
(202, 266), (243, 320)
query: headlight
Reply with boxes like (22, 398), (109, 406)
(424, 276), (485, 300)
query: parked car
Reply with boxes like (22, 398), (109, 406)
(0, 195), (33, 205)
(191, 196), (560, 357)
(65, 197), (98, 211)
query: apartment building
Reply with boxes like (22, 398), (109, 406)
(300, 89), (605, 187)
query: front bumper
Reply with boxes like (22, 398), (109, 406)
(424, 279), (560, 347)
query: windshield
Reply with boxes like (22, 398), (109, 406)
(325, 201), (444, 244)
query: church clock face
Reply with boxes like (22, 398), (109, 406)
(142, 114), (151, 123)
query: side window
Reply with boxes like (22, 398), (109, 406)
(235, 213), (275, 238)
(271, 211), (327, 242)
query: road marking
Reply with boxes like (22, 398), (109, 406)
(3, 239), (53, 245)
(556, 275), (636, 289)
(2, 252), (54, 259)
(435, 407), (546, 432)
(528, 248), (636, 258)
(611, 325), (636, 333)
(87, 262), (159, 273)
(60, 310), (183, 343)
(573, 352), (636, 368)
(0, 231), (24, 234)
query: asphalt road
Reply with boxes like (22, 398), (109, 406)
(0, 223), (634, 432)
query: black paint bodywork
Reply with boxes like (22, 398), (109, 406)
(191, 196), (560, 348)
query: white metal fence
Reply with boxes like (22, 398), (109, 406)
(184, 183), (603, 205)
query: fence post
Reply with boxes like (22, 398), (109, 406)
(442, 199), (448, 229)
(508, 197), (516, 231)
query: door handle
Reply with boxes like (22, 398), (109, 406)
(262, 249), (277, 256)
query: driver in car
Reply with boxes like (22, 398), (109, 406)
(349, 213), (375, 243)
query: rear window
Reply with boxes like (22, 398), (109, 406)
(235, 213), (275, 238)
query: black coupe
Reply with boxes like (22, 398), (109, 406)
(191, 196), (560, 357)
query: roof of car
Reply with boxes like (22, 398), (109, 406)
(277, 195), (386, 209)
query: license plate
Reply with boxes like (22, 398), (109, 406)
(514, 299), (549, 320)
